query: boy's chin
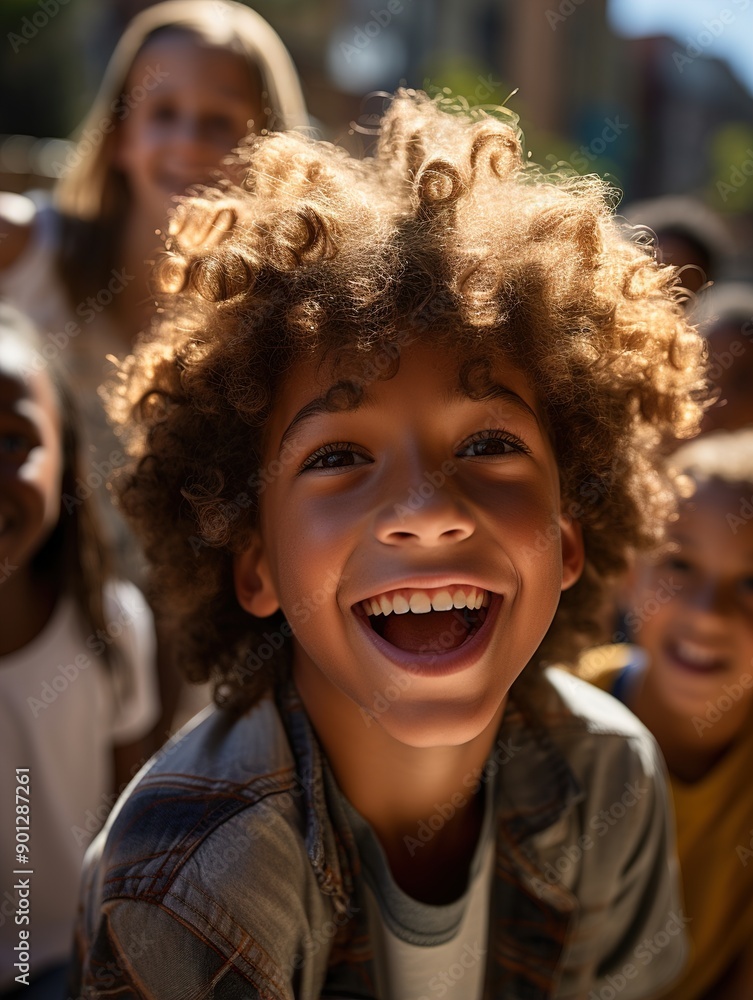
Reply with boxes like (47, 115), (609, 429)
(362, 695), (509, 750)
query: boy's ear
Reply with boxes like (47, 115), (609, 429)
(559, 512), (585, 592)
(234, 536), (280, 617)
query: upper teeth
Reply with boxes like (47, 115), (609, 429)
(675, 639), (721, 667)
(361, 586), (491, 617)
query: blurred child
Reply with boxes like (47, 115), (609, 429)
(0, 303), (159, 997)
(72, 91), (705, 998)
(580, 429), (753, 999)
(0, 0), (307, 549)
(622, 195), (733, 298)
(0, 0), (308, 731)
(690, 283), (753, 434)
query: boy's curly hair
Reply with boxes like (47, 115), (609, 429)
(107, 90), (706, 712)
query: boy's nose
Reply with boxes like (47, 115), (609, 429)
(372, 484), (475, 548)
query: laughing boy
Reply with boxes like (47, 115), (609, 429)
(72, 91), (704, 999)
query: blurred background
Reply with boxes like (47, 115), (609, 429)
(2, 0), (753, 276)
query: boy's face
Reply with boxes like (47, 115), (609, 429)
(631, 481), (753, 724)
(235, 341), (583, 748)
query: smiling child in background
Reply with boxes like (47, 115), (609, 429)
(580, 429), (753, 999)
(0, 0), (308, 731)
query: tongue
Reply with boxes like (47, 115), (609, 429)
(380, 609), (469, 654)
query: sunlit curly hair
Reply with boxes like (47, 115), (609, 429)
(106, 89), (707, 712)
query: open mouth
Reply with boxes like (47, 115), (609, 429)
(355, 585), (494, 658)
(665, 638), (728, 675)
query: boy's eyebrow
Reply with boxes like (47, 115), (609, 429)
(445, 382), (540, 425)
(278, 380), (539, 452)
(278, 390), (370, 451)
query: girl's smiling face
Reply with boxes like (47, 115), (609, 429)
(114, 31), (264, 223)
(0, 338), (62, 575)
(235, 342), (584, 748)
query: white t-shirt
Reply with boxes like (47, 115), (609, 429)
(337, 774), (495, 1000)
(0, 580), (159, 989)
(363, 833), (493, 1000)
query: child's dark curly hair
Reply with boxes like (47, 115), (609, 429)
(106, 90), (706, 712)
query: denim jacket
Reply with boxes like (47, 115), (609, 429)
(71, 668), (687, 999)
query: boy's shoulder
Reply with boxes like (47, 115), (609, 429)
(539, 663), (648, 740)
(519, 666), (666, 808)
(101, 691), (302, 865)
(77, 692), (339, 997)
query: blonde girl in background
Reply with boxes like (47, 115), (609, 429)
(0, 0), (308, 731)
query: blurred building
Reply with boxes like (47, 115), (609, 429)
(2, 0), (752, 272)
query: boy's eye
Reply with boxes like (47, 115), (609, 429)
(299, 443), (371, 473)
(457, 429), (529, 458)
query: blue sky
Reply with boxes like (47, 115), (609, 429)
(608, 0), (753, 94)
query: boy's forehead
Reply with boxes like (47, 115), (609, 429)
(267, 341), (542, 438)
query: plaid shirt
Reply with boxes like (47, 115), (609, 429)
(71, 668), (687, 999)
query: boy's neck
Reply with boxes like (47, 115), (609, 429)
(632, 669), (748, 783)
(294, 663), (506, 904)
